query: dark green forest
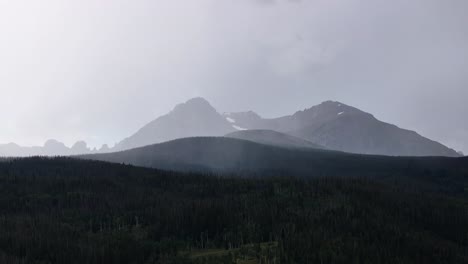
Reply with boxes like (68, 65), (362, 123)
(0, 157), (467, 263)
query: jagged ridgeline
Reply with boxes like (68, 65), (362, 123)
(0, 157), (467, 264)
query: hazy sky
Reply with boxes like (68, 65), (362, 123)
(1, 0), (467, 153)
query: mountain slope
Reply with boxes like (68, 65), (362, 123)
(225, 101), (460, 157)
(225, 129), (325, 150)
(114, 98), (236, 151)
(292, 112), (458, 157)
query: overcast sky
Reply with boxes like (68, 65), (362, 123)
(1, 0), (467, 153)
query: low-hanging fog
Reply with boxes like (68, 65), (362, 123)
(0, 0), (467, 153)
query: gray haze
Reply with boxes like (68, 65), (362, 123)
(1, 0), (467, 153)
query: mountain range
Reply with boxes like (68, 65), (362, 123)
(0, 97), (462, 157)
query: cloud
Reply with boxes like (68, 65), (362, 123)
(252, 0), (302, 4)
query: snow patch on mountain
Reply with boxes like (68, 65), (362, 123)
(233, 125), (247, 131)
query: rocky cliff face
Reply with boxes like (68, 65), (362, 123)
(224, 101), (460, 157)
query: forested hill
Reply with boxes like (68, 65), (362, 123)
(81, 137), (468, 183)
(0, 157), (467, 263)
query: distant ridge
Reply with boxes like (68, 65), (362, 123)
(0, 139), (112, 157)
